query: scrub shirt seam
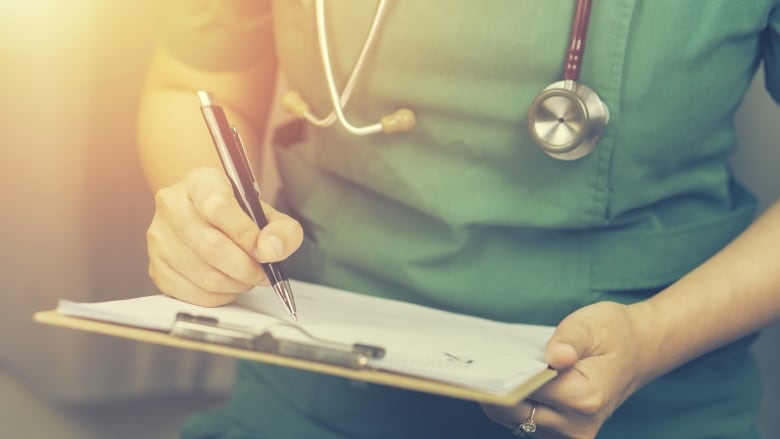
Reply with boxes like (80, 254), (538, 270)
(588, 0), (636, 292)
(595, 0), (636, 224)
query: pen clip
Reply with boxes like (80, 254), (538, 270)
(231, 126), (262, 199)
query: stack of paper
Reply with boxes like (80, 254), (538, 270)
(50, 280), (556, 400)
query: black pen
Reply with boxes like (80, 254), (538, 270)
(197, 90), (297, 321)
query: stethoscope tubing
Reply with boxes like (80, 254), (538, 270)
(311, 0), (389, 134)
(564, 0), (592, 82)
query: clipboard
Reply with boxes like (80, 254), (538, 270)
(33, 281), (557, 406)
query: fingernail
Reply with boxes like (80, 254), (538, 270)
(257, 235), (284, 261)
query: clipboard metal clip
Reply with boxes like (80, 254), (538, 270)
(172, 312), (385, 369)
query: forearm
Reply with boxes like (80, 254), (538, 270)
(636, 199), (780, 383)
(137, 45), (277, 191)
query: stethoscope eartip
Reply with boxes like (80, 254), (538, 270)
(282, 90), (310, 118)
(380, 108), (416, 133)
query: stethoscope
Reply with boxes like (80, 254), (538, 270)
(282, 0), (608, 161)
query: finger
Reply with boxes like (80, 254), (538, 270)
(521, 366), (613, 439)
(152, 220), (259, 294)
(253, 201), (304, 263)
(481, 402), (524, 430)
(186, 169), (303, 264)
(187, 168), (265, 256)
(484, 400), (571, 438)
(149, 254), (240, 307)
(528, 364), (610, 433)
(544, 312), (594, 370)
(519, 402), (586, 439)
(158, 181), (268, 286)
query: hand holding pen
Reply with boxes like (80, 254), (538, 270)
(197, 91), (298, 321)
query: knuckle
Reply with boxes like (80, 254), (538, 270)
(148, 259), (173, 294)
(147, 262), (160, 284)
(199, 192), (231, 223)
(199, 269), (230, 293)
(234, 220), (260, 248)
(248, 266), (267, 286)
(153, 187), (175, 213)
(571, 391), (607, 417)
(233, 264), (265, 290)
(194, 231), (225, 262)
(146, 224), (162, 246)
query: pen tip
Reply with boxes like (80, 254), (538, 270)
(272, 279), (297, 322)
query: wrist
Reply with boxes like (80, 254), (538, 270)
(624, 299), (665, 390)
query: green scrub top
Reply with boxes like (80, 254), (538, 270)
(155, 1), (780, 437)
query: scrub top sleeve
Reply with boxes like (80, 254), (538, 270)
(150, 0), (272, 72)
(763, 2), (780, 102)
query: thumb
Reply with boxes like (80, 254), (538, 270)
(544, 312), (594, 371)
(253, 202), (304, 263)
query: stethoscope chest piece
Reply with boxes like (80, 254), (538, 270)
(528, 79), (609, 160)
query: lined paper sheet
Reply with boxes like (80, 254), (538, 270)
(58, 280), (555, 395)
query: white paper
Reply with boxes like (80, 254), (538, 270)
(57, 280), (555, 395)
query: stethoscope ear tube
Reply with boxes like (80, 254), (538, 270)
(283, 0), (415, 136)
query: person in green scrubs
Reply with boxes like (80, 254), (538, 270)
(138, 1), (780, 437)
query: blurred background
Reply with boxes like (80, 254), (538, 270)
(0, 1), (234, 438)
(0, 1), (778, 438)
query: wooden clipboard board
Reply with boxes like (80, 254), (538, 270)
(34, 310), (556, 406)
